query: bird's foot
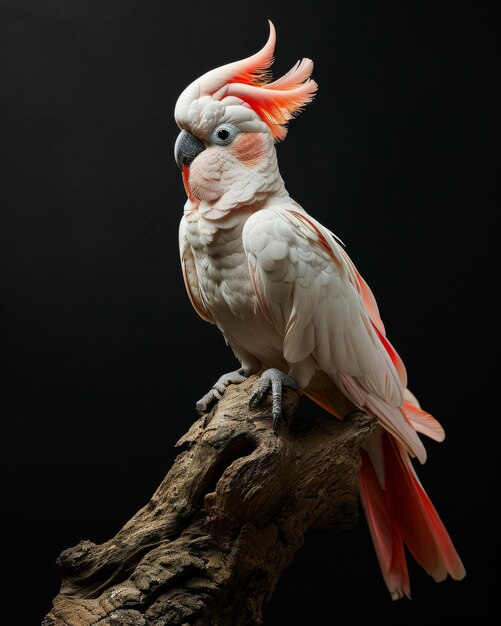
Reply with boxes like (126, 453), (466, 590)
(196, 369), (247, 415)
(249, 368), (299, 429)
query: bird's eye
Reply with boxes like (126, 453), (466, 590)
(210, 123), (240, 146)
(217, 128), (230, 141)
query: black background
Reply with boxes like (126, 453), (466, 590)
(1, 1), (498, 624)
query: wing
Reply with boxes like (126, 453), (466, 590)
(179, 216), (215, 324)
(243, 205), (426, 462)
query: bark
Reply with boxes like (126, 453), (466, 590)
(43, 376), (376, 626)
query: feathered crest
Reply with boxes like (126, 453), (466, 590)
(176, 21), (317, 141)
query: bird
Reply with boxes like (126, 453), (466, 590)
(173, 20), (465, 599)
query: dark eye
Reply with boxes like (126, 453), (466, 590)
(210, 123), (240, 146)
(217, 128), (230, 141)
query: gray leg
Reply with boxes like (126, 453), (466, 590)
(249, 368), (298, 428)
(196, 369), (247, 414)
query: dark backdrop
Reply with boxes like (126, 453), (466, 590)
(1, 1), (497, 623)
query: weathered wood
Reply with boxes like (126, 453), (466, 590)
(44, 376), (376, 626)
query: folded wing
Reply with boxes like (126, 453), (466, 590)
(243, 205), (426, 462)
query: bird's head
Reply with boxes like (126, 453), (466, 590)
(174, 21), (317, 218)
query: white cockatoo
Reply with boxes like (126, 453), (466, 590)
(174, 21), (465, 599)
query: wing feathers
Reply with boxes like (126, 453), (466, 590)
(242, 205), (463, 597)
(243, 206), (426, 461)
(403, 389), (445, 442)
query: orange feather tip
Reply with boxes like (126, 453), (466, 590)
(214, 21), (317, 140)
(227, 81), (318, 140)
(229, 20), (276, 88)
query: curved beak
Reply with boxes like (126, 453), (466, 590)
(174, 130), (205, 169)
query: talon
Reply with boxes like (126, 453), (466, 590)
(196, 368), (248, 415)
(249, 368), (298, 428)
(213, 382), (226, 395)
(196, 393), (212, 415)
(249, 378), (270, 407)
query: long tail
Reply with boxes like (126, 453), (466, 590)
(359, 428), (466, 599)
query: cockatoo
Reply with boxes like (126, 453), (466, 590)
(174, 21), (465, 599)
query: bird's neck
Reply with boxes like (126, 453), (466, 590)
(184, 189), (291, 248)
(184, 180), (289, 221)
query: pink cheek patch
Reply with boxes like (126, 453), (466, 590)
(230, 133), (264, 167)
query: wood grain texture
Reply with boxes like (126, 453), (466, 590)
(44, 376), (375, 626)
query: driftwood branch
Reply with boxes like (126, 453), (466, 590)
(44, 376), (375, 626)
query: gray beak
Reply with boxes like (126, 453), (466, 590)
(174, 130), (206, 169)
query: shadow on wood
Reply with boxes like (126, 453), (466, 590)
(44, 376), (376, 626)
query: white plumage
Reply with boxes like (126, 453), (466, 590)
(175, 20), (465, 599)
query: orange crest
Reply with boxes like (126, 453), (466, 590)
(177, 21), (317, 141)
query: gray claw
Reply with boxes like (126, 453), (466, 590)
(249, 368), (298, 428)
(196, 369), (247, 415)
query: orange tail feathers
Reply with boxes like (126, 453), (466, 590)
(360, 432), (466, 599)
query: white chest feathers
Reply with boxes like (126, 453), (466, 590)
(184, 211), (257, 323)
